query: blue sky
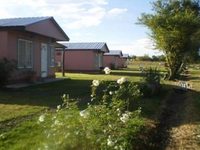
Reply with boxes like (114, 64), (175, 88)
(0, 0), (162, 56)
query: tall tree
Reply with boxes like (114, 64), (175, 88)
(138, 0), (200, 80)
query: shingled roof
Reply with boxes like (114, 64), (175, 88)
(0, 16), (69, 41)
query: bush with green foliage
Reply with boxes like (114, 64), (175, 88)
(140, 67), (162, 97)
(0, 58), (16, 86)
(38, 78), (144, 149)
(91, 78), (141, 110)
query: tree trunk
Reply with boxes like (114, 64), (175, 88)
(166, 54), (185, 80)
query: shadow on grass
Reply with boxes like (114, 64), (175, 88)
(0, 79), (92, 108)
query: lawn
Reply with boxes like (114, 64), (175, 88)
(1, 61), (199, 149)
(0, 61), (158, 122)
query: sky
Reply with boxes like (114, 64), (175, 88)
(0, 0), (162, 56)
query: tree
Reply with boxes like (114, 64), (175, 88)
(138, 0), (200, 80)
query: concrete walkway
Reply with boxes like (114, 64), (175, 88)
(6, 78), (64, 89)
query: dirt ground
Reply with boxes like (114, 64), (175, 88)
(148, 89), (200, 150)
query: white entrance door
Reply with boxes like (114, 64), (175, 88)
(98, 53), (103, 68)
(41, 43), (48, 78)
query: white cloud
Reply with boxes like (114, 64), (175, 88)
(0, 0), (107, 27)
(0, 10), (12, 18)
(108, 38), (162, 56)
(107, 8), (128, 17)
(65, 7), (106, 29)
(0, 0), (128, 29)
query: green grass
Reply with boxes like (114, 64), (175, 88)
(0, 67), (146, 122)
(0, 79), (92, 122)
(0, 116), (44, 150)
(0, 104), (41, 122)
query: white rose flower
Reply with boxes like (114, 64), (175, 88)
(38, 115), (45, 122)
(117, 79), (122, 84)
(80, 109), (89, 118)
(120, 112), (131, 123)
(107, 136), (114, 147)
(117, 77), (127, 85)
(92, 80), (100, 86)
(54, 120), (61, 125)
(62, 94), (66, 99)
(57, 105), (61, 110)
(109, 91), (113, 95)
(104, 67), (111, 74)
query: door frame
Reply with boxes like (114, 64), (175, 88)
(41, 43), (48, 78)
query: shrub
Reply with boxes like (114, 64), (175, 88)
(91, 78), (141, 110)
(38, 97), (144, 150)
(38, 78), (144, 149)
(143, 67), (161, 85)
(140, 67), (162, 97)
(0, 58), (16, 87)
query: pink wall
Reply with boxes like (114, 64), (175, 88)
(0, 30), (56, 81)
(26, 18), (67, 41)
(118, 57), (124, 68)
(0, 31), (8, 58)
(65, 51), (96, 71)
(103, 55), (122, 69)
(55, 51), (62, 66)
(55, 50), (103, 71)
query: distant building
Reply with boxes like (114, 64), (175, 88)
(122, 54), (129, 68)
(55, 42), (109, 72)
(103, 50), (123, 69)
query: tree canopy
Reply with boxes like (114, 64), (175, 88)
(138, 0), (200, 79)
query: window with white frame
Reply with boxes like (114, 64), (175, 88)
(49, 45), (55, 67)
(18, 39), (33, 68)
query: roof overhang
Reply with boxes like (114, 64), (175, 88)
(55, 42), (68, 50)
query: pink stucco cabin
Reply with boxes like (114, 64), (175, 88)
(122, 54), (129, 68)
(55, 42), (109, 72)
(103, 50), (123, 69)
(0, 17), (69, 82)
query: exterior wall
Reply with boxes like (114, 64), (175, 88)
(0, 31), (8, 58)
(1, 30), (56, 82)
(122, 58), (128, 67)
(118, 57), (124, 68)
(65, 50), (97, 71)
(26, 19), (66, 41)
(103, 55), (121, 69)
(55, 51), (62, 67)
(55, 50), (101, 71)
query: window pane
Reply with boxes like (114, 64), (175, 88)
(50, 45), (55, 67)
(18, 40), (26, 68)
(26, 41), (33, 68)
(18, 39), (33, 68)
